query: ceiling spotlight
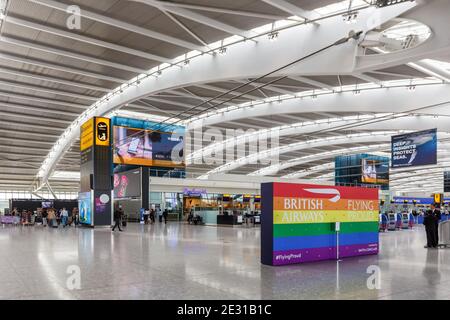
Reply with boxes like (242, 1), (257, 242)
(353, 89), (361, 95)
(311, 94), (317, 99)
(218, 47), (227, 55)
(268, 31), (279, 41)
(183, 59), (190, 66)
(408, 85), (416, 91)
(342, 12), (358, 24)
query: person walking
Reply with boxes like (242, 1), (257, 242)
(163, 208), (169, 224)
(47, 208), (57, 228)
(143, 209), (150, 225)
(42, 209), (48, 227)
(424, 203), (440, 248)
(60, 207), (69, 228)
(150, 208), (155, 224)
(112, 205), (123, 232)
(158, 208), (163, 223)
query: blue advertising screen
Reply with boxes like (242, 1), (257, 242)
(78, 192), (92, 226)
(391, 129), (437, 168)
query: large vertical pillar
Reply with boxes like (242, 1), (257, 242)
(79, 117), (113, 227)
(141, 166), (150, 210)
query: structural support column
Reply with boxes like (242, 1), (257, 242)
(141, 166), (150, 210)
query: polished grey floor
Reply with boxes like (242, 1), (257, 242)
(0, 222), (449, 300)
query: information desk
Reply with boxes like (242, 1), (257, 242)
(217, 214), (243, 226)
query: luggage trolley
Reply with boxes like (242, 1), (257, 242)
(438, 220), (450, 248)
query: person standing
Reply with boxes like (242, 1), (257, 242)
(424, 204), (440, 248)
(112, 205), (123, 232)
(433, 204), (441, 246)
(158, 208), (163, 223)
(60, 207), (69, 228)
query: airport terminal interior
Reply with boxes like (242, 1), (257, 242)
(2, 0), (450, 300)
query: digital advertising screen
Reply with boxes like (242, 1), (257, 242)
(361, 159), (389, 185)
(113, 126), (184, 168)
(41, 201), (54, 208)
(78, 192), (92, 226)
(444, 172), (450, 193)
(391, 129), (437, 168)
(114, 169), (142, 199)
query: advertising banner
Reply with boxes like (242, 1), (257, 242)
(78, 191), (93, 226)
(391, 129), (437, 168)
(444, 171), (450, 193)
(113, 126), (184, 168)
(361, 158), (389, 185)
(114, 169), (142, 199)
(261, 183), (379, 266)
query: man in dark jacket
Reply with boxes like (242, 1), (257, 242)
(112, 205), (123, 232)
(424, 204), (440, 248)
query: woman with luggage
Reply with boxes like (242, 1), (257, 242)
(47, 208), (57, 228)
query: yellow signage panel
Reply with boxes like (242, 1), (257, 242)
(95, 117), (110, 147)
(80, 118), (94, 151)
(434, 193), (443, 204)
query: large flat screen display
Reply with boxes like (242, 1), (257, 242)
(114, 169), (142, 199)
(361, 159), (389, 185)
(113, 126), (184, 168)
(78, 192), (92, 226)
(444, 171), (450, 193)
(391, 129), (437, 168)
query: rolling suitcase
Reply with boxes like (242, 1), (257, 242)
(438, 220), (450, 248)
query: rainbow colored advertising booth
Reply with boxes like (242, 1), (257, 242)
(261, 183), (379, 266)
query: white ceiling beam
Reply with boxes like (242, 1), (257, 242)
(162, 11), (209, 47)
(0, 119), (65, 131)
(261, 0), (319, 21)
(0, 79), (99, 101)
(195, 84), (262, 101)
(0, 111), (70, 125)
(151, 0), (287, 20)
(0, 128), (60, 139)
(0, 67), (111, 92)
(142, 97), (203, 110)
(0, 52), (126, 83)
(134, 0), (255, 38)
(289, 76), (334, 90)
(0, 36), (147, 74)
(29, 0), (204, 51)
(409, 61), (450, 82)
(234, 79), (294, 96)
(0, 91), (88, 109)
(368, 70), (422, 79)
(5, 16), (171, 63)
(0, 101), (78, 117)
(354, 73), (383, 85)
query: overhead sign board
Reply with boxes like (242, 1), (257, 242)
(391, 129), (437, 168)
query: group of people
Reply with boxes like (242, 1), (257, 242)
(143, 208), (169, 225)
(8, 207), (79, 228)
